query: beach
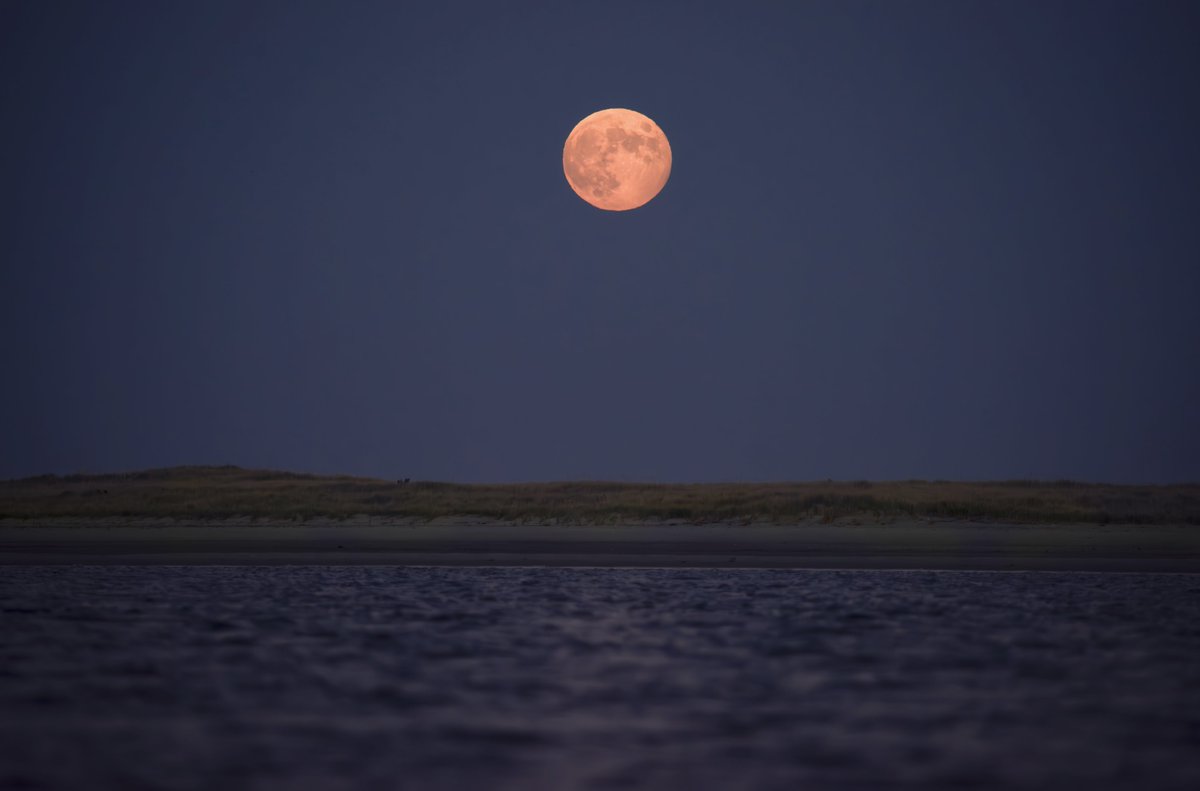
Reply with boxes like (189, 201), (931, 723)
(2, 520), (1197, 571)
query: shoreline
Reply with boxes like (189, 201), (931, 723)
(2, 520), (1198, 572)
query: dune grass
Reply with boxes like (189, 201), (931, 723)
(2, 466), (1198, 525)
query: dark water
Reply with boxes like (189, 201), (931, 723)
(2, 567), (1198, 790)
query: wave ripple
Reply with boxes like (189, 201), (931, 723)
(2, 567), (1198, 790)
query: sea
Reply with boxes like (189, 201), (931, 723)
(1, 566), (1198, 790)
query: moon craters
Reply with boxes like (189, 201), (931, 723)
(563, 108), (671, 211)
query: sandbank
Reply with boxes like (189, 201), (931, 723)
(1, 520), (1197, 572)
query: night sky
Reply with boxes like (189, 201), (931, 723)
(3, 1), (1198, 483)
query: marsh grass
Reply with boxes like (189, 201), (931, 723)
(2, 466), (1198, 524)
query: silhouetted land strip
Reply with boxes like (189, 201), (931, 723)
(2, 466), (1198, 525)
(3, 522), (1198, 572)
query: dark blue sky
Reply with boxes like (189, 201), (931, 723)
(3, 1), (1198, 483)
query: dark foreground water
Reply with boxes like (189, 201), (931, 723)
(1, 567), (1198, 790)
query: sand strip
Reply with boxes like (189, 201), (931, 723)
(1, 521), (1198, 571)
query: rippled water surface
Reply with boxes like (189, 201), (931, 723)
(2, 567), (1199, 790)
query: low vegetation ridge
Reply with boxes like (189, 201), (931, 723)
(2, 466), (1198, 524)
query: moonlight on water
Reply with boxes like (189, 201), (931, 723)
(563, 108), (672, 211)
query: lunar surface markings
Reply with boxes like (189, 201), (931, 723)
(563, 108), (672, 211)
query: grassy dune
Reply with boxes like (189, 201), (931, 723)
(2, 466), (1198, 524)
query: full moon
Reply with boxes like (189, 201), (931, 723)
(563, 108), (672, 211)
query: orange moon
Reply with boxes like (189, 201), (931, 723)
(563, 108), (672, 211)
